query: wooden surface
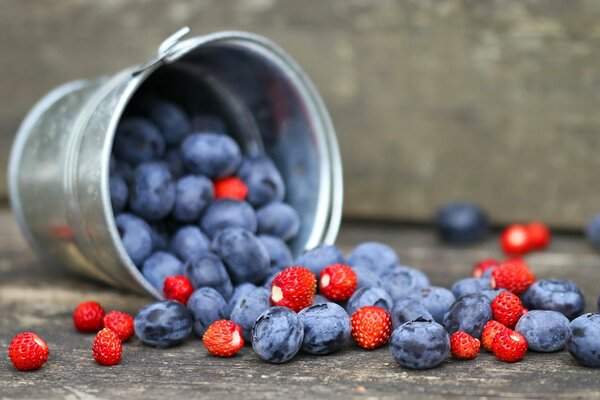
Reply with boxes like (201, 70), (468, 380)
(3, 1), (600, 228)
(1, 209), (600, 399)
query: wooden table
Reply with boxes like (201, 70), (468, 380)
(1, 210), (599, 399)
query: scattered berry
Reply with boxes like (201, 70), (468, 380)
(472, 258), (499, 279)
(103, 311), (135, 341)
(319, 264), (358, 302)
(252, 307), (304, 363)
(443, 293), (492, 338)
(491, 329), (527, 362)
(435, 202), (489, 246)
(450, 331), (480, 360)
(515, 310), (569, 352)
(202, 320), (244, 357)
(521, 279), (584, 320)
(93, 328), (122, 366)
(391, 298), (433, 330)
(567, 313), (600, 367)
(390, 318), (450, 369)
(298, 303), (351, 355)
(347, 241), (399, 275)
(500, 224), (532, 256)
(270, 266), (316, 312)
(163, 276), (194, 305)
(73, 301), (106, 333)
(527, 222), (551, 250)
(8, 332), (49, 371)
(134, 301), (193, 348)
(490, 259), (535, 295)
(481, 320), (507, 351)
(213, 177), (248, 200)
(350, 306), (392, 350)
(346, 287), (394, 316)
(491, 292), (524, 329)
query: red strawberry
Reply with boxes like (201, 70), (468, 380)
(163, 276), (194, 305)
(350, 306), (392, 350)
(270, 266), (316, 312)
(500, 224), (532, 256)
(214, 177), (248, 200)
(319, 264), (357, 302)
(472, 258), (499, 279)
(490, 259), (536, 294)
(103, 311), (135, 342)
(492, 328), (527, 362)
(73, 301), (105, 332)
(93, 328), (122, 366)
(202, 320), (244, 357)
(491, 292), (524, 328)
(450, 331), (481, 360)
(527, 222), (551, 250)
(8, 332), (49, 371)
(481, 320), (507, 351)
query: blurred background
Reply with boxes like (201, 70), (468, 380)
(2, 0), (600, 230)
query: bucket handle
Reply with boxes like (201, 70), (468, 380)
(132, 27), (191, 76)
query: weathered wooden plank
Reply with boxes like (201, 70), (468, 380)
(1, 209), (600, 399)
(2, 0), (600, 228)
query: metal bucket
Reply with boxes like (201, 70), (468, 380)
(8, 28), (343, 298)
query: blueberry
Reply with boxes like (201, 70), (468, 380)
(586, 213), (600, 251)
(258, 235), (293, 272)
(113, 117), (165, 165)
(115, 213), (153, 266)
(252, 307), (304, 363)
(201, 199), (257, 239)
(312, 294), (329, 305)
(149, 223), (169, 251)
(212, 228), (270, 284)
(237, 155), (285, 207)
(389, 318), (450, 370)
(190, 114), (227, 133)
(169, 225), (210, 264)
(114, 159), (135, 184)
(435, 201), (489, 246)
(480, 288), (508, 302)
(109, 175), (128, 214)
(409, 287), (455, 324)
(353, 266), (383, 289)
(172, 175), (214, 222)
(261, 271), (279, 289)
(187, 287), (229, 336)
(383, 266), (430, 302)
(443, 293), (492, 338)
(451, 278), (490, 299)
(227, 283), (257, 315)
(295, 244), (345, 276)
(145, 99), (190, 146)
(184, 252), (233, 299)
(230, 287), (271, 341)
(522, 279), (585, 320)
(298, 303), (351, 355)
(129, 162), (176, 221)
(346, 287), (394, 317)
(567, 313), (600, 367)
(347, 242), (399, 276)
(181, 133), (241, 179)
(141, 251), (184, 292)
(515, 310), (570, 352)
(391, 298), (433, 330)
(256, 202), (300, 241)
(134, 300), (193, 348)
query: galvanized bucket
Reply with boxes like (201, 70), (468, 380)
(8, 28), (343, 298)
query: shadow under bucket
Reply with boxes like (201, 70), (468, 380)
(8, 28), (343, 298)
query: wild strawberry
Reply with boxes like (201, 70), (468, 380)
(214, 177), (248, 200)
(93, 328), (122, 366)
(491, 292), (523, 328)
(500, 224), (532, 256)
(472, 258), (499, 279)
(491, 259), (535, 294)
(202, 320), (244, 357)
(350, 306), (392, 350)
(319, 264), (357, 302)
(492, 329), (527, 362)
(163, 276), (194, 305)
(481, 320), (507, 351)
(73, 301), (105, 332)
(450, 331), (480, 360)
(103, 311), (135, 341)
(8, 332), (49, 371)
(527, 222), (551, 250)
(270, 266), (316, 312)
